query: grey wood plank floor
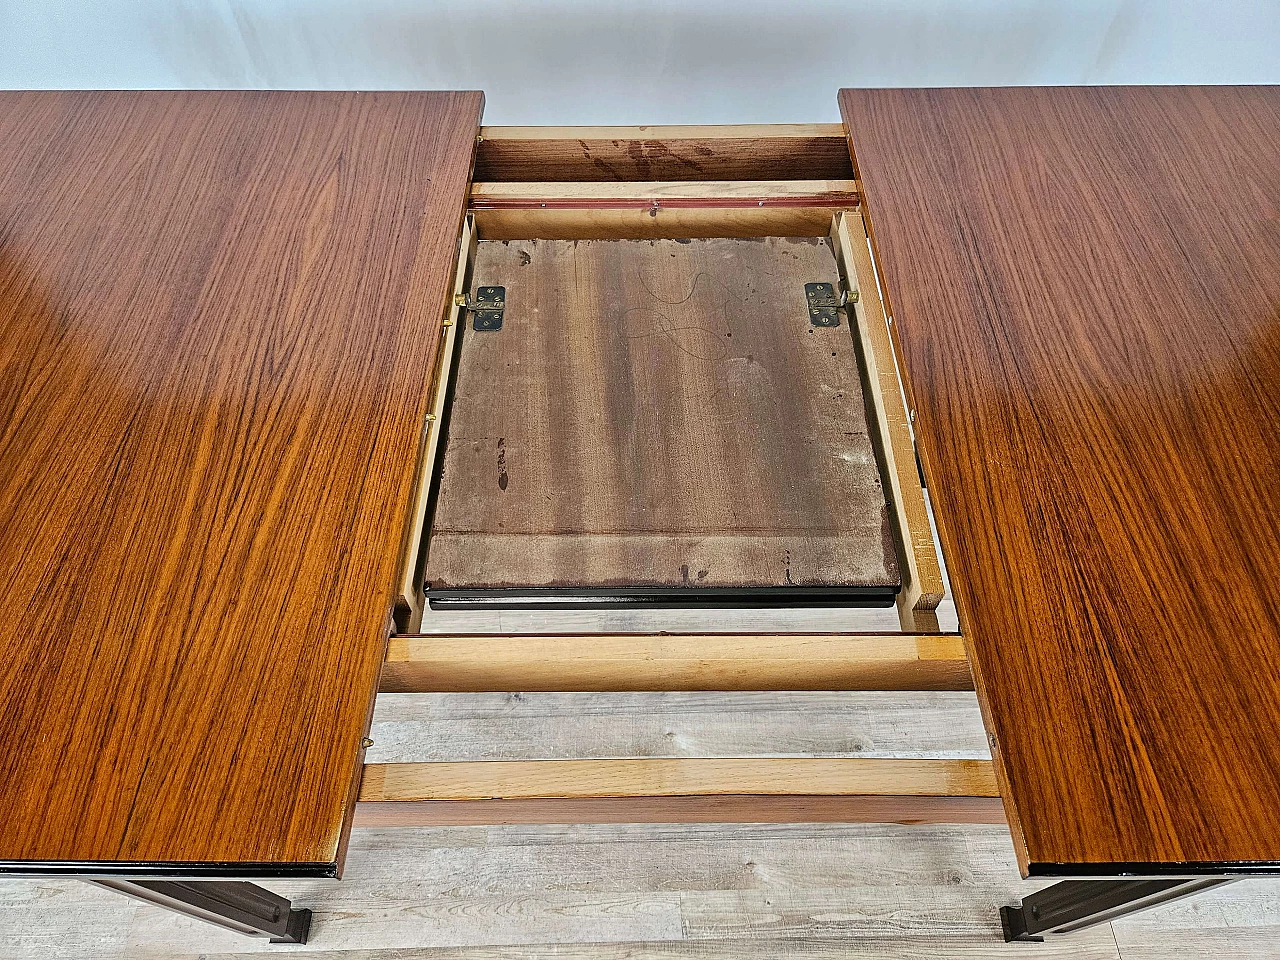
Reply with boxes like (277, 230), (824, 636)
(3, 687), (1276, 957)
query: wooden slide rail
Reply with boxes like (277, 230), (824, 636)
(356, 758), (1003, 828)
(393, 214), (475, 632)
(362, 127), (978, 831)
(831, 211), (946, 630)
(380, 633), (972, 693)
(469, 178), (860, 240)
(363, 634), (990, 827)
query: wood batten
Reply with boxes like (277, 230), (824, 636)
(380, 633), (971, 693)
(469, 180), (860, 239)
(356, 759), (1000, 826)
(353, 793), (1008, 829)
(362, 758), (998, 800)
(471, 179), (859, 203)
(474, 123), (854, 183)
(354, 794), (1008, 827)
(356, 758), (1002, 827)
(829, 211), (945, 631)
(394, 214), (477, 632)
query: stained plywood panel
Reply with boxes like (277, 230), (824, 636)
(839, 86), (1280, 873)
(426, 237), (899, 596)
(473, 124), (855, 182)
(0, 90), (482, 873)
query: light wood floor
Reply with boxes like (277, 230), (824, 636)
(5, 684), (1278, 957)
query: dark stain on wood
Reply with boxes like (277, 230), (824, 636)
(426, 237), (900, 594)
(475, 134), (855, 183)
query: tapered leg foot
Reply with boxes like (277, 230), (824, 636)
(1001, 877), (1235, 941)
(1000, 903), (1043, 942)
(83, 878), (313, 944)
(270, 906), (312, 944)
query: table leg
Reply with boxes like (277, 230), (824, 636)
(1001, 877), (1235, 941)
(82, 878), (311, 943)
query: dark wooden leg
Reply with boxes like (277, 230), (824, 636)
(1002, 877), (1235, 941)
(82, 878), (311, 943)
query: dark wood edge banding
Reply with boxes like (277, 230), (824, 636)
(0, 860), (338, 879)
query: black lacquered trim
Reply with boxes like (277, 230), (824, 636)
(1028, 860), (1280, 878)
(0, 859), (337, 879)
(427, 585), (898, 610)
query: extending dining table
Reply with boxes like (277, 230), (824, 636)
(0, 85), (1275, 945)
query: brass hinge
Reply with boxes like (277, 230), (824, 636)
(804, 281), (856, 327)
(454, 287), (506, 330)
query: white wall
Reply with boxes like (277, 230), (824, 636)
(2, 0), (1277, 123)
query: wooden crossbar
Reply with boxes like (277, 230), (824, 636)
(355, 758), (1002, 827)
(468, 179), (857, 239)
(380, 633), (971, 693)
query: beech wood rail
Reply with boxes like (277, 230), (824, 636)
(355, 758), (1005, 828)
(468, 177), (861, 239)
(363, 633), (984, 828)
(381, 633), (972, 693)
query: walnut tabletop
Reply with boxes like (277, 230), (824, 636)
(839, 86), (1280, 875)
(0, 91), (482, 875)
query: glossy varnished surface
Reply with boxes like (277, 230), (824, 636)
(839, 87), (1280, 872)
(0, 91), (482, 871)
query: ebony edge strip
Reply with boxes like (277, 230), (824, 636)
(0, 860), (337, 879)
(427, 585), (899, 610)
(1028, 861), (1280, 879)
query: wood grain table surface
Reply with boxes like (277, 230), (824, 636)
(839, 86), (1280, 875)
(0, 90), (482, 874)
(426, 237), (899, 599)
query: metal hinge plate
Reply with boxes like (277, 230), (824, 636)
(472, 286), (505, 331)
(805, 282), (841, 327)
